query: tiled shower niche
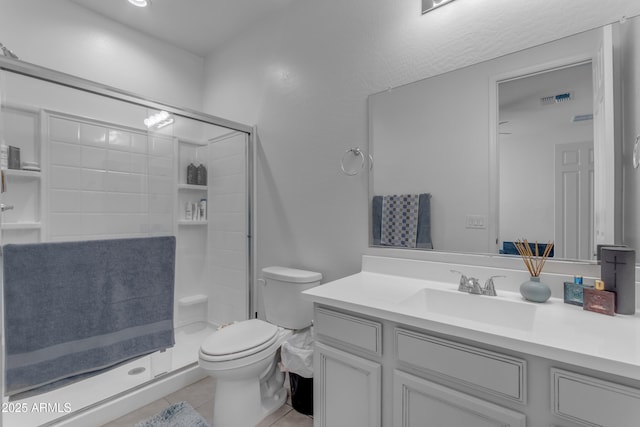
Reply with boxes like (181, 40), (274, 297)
(1, 104), (42, 244)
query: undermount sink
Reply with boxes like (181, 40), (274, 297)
(397, 288), (537, 331)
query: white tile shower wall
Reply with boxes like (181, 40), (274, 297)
(47, 115), (174, 241)
(208, 133), (248, 324)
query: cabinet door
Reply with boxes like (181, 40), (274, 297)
(314, 342), (381, 427)
(394, 370), (526, 427)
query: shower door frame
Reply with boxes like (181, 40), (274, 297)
(0, 54), (257, 400)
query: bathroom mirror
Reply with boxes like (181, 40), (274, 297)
(369, 14), (639, 262)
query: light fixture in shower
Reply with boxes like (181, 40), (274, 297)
(144, 111), (174, 129)
(422, 0), (457, 14)
(128, 0), (150, 7)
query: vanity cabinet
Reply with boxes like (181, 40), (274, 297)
(312, 304), (640, 427)
(395, 328), (526, 404)
(313, 307), (382, 427)
(314, 342), (381, 427)
(313, 306), (524, 427)
(551, 368), (640, 427)
(394, 327), (526, 426)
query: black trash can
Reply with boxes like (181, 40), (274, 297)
(289, 372), (313, 416)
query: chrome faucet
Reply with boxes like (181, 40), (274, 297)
(451, 270), (504, 296)
(468, 277), (484, 294)
(451, 270), (482, 293)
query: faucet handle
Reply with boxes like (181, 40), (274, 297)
(483, 275), (505, 296)
(450, 270), (468, 292)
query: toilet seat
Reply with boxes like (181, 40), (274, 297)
(200, 319), (279, 362)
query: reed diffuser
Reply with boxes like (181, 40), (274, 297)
(514, 239), (554, 303)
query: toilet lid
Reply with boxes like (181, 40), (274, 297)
(200, 319), (278, 358)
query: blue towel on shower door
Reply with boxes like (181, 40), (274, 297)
(3, 236), (176, 396)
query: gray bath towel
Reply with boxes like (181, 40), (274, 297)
(380, 194), (420, 247)
(3, 236), (176, 396)
(372, 193), (433, 249)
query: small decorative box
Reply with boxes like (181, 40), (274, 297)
(8, 146), (20, 170)
(583, 288), (615, 316)
(564, 282), (591, 306)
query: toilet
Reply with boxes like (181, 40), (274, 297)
(198, 266), (322, 427)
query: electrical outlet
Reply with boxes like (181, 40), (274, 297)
(466, 214), (487, 229)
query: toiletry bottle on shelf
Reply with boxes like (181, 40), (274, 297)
(197, 163), (207, 186)
(0, 142), (8, 170)
(187, 162), (197, 185)
(185, 202), (192, 220)
(199, 199), (207, 221)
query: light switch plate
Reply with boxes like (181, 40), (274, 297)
(466, 214), (487, 229)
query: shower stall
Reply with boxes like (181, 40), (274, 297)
(0, 58), (255, 426)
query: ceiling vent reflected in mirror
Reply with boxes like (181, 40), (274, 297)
(541, 92), (574, 105)
(572, 114), (594, 122)
(422, 0), (456, 14)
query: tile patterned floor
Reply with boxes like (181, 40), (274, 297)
(102, 376), (313, 427)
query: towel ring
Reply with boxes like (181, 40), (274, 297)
(634, 135), (640, 169)
(341, 147), (373, 176)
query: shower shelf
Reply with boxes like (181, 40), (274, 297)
(178, 220), (208, 226)
(6, 169), (41, 179)
(178, 294), (208, 306)
(178, 184), (208, 191)
(3, 221), (41, 230)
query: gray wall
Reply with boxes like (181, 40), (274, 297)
(0, 0), (205, 110)
(201, 0), (640, 295)
(3, 0), (640, 310)
(621, 17), (640, 253)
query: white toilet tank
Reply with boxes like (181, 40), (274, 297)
(262, 266), (322, 330)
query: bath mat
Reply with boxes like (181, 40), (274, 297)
(135, 401), (210, 427)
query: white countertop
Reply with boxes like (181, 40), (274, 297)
(303, 270), (640, 381)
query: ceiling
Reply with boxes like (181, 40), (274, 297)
(499, 62), (593, 140)
(69, 0), (290, 56)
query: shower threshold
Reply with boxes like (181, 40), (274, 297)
(2, 321), (216, 427)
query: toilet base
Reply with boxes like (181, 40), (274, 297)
(211, 358), (287, 427)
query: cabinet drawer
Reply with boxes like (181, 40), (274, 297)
(315, 307), (382, 356)
(395, 328), (526, 403)
(551, 368), (640, 427)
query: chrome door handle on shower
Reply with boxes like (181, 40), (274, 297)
(1, 204), (14, 212)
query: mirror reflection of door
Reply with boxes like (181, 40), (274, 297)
(555, 141), (594, 259)
(498, 62), (594, 259)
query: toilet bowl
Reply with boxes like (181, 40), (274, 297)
(199, 319), (292, 427)
(198, 266), (322, 427)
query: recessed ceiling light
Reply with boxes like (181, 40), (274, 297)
(144, 111), (174, 129)
(422, 0), (456, 14)
(128, 0), (150, 7)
